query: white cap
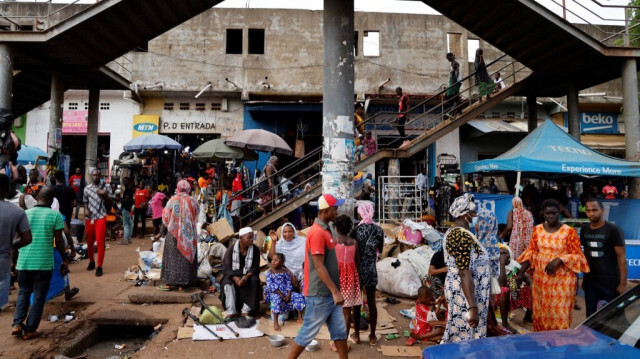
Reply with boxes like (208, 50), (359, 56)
(239, 227), (254, 237)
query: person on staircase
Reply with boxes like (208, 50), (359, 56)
(394, 87), (410, 138)
(445, 52), (462, 118)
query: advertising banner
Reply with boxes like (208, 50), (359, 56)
(474, 193), (640, 279)
(132, 115), (159, 138)
(62, 110), (88, 134)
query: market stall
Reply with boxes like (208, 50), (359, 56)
(121, 134), (182, 186)
(463, 120), (640, 279)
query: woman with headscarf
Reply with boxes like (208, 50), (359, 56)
(158, 180), (200, 292)
(441, 194), (491, 343)
(474, 48), (495, 102)
(268, 222), (306, 283)
(517, 199), (589, 332)
(258, 156), (278, 213)
(499, 197), (534, 260)
(352, 201), (384, 345)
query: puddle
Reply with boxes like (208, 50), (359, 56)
(79, 324), (156, 359)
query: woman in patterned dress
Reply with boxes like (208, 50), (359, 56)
(441, 194), (491, 343)
(500, 197), (534, 260)
(352, 201), (383, 346)
(333, 215), (362, 348)
(476, 209), (500, 278)
(264, 253), (305, 331)
(159, 180), (199, 292)
(517, 199), (589, 332)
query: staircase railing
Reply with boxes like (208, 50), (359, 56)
(0, 1), (98, 31)
(536, 0), (640, 46)
(356, 55), (531, 150)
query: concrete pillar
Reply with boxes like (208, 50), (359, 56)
(321, 0), (355, 215)
(48, 73), (64, 158)
(0, 44), (14, 110)
(388, 158), (400, 220)
(85, 88), (100, 182)
(567, 81), (580, 140)
(527, 95), (537, 132)
(622, 58), (640, 198)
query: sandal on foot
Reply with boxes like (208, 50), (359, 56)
(22, 331), (39, 340)
(11, 324), (23, 336)
(369, 335), (378, 346)
(384, 297), (400, 304)
(329, 341), (350, 352)
(157, 284), (173, 291)
(349, 332), (361, 344)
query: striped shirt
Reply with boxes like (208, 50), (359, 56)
(17, 206), (64, 271)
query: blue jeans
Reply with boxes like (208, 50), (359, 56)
(584, 280), (619, 317)
(122, 210), (133, 240)
(294, 295), (346, 347)
(0, 271), (10, 309)
(13, 270), (52, 333)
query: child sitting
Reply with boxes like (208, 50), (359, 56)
(264, 253), (305, 331)
(406, 286), (446, 346)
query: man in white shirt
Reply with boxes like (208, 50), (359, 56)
(494, 72), (506, 90)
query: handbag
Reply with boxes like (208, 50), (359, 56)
(490, 277), (501, 296)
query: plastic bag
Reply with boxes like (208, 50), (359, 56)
(398, 246), (435, 281)
(199, 306), (224, 324)
(376, 257), (421, 298)
(137, 249), (161, 271)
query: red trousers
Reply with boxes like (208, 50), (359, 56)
(85, 217), (106, 267)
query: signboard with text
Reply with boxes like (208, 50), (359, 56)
(159, 115), (220, 134)
(132, 115), (159, 138)
(62, 110), (88, 134)
(564, 112), (619, 134)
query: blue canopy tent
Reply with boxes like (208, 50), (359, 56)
(462, 120), (640, 193)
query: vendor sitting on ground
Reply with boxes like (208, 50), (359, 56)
(497, 243), (533, 333)
(220, 227), (261, 320)
(407, 286), (446, 346)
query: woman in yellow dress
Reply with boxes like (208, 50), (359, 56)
(517, 199), (589, 332)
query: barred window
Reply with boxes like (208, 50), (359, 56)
(164, 103), (174, 111)
(180, 103), (190, 110)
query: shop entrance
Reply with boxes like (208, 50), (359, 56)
(62, 134), (111, 176)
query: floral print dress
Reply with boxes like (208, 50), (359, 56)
(264, 271), (305, 314)
(441, 227), (491, 343)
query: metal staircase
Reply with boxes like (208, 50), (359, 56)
(241, 56), (531, 231)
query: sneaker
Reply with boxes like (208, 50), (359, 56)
(11, 324), (23, 336)
(22, 331), (39, 340)
(64, 287), (80, 301)
(95, 267), (103, 277)
(86, 261), (95, 270)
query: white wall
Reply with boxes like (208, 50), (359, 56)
(25, 90), (141, 171)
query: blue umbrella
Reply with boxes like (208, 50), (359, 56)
(123, 134), (182, 152)
(17, 145), (48, 165)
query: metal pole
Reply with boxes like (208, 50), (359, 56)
(515, 171), (522, 197)
(527, 95), (537, 132)
(388, 159), (400, 220)
(85, 88), (100, 182)
(0, 44), (14, 110)
(622, 58), (640, 198)
(48, 72), (64, 158)
(322, 0), (355, 216)
(567, 81), (580, 140)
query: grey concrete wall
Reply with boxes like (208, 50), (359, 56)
(0, 3), (91, 29)
(131, 8), (517, 98)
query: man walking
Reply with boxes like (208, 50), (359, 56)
(581, 198), (627, 317)
(51, 170), (76, 228)
(12, 186), (67, 340)
(117, 177), (135, 245)
(287, 194), (348, 359)
(69, 167), (83, 219)
(84, 169), (112, 277)
(395, 87), (409, 138)
(0, 174), (31, 312)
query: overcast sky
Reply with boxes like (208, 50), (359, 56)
(28, 0), (631, 24)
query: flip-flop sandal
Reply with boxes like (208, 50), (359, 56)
(384, 297), (400, 304)
(329, 341), (350, 352)
(385, 333), (400, 340)
(349, 332), (361, 344)
(369, 335), (378, 346)
(157, 285), (173, 291)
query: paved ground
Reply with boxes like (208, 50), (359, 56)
(0, 233), (591, 359)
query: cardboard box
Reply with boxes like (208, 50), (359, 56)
(207, 219), (234, 243)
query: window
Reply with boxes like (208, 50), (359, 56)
(100, 102), (110, 111)
(195, 103), (206, 111)
(180, 103), (190, 110)
(248, 29), (265, 54)
(491, 111), (500, 118)
(363, 31), (380, 57)
(84, 103), (88, 110)
(211, 103), (221, 111)
(164, 103), (174, 111)
(468, 39), (480, 62)
(226, 29), (243, 54)
(506, 112), (516, 119)
(353, 31), (358, 56)
(68, 102), (78, 110)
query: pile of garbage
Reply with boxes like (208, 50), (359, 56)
(376, 219), (442, 299)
